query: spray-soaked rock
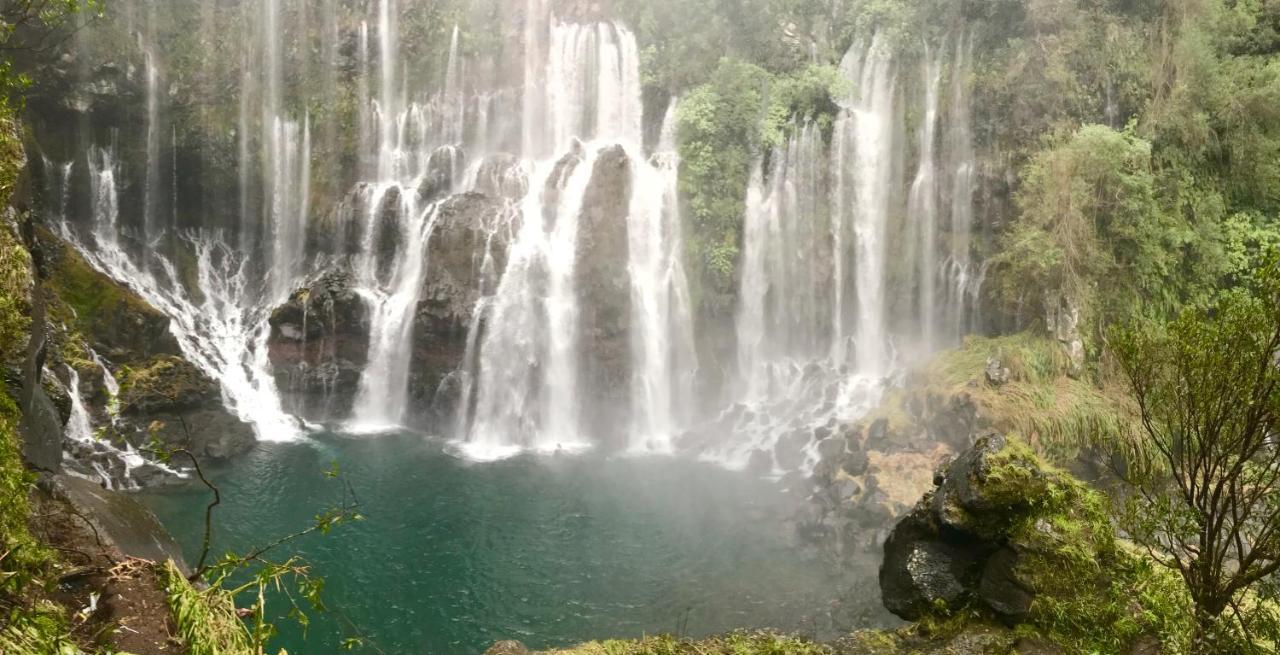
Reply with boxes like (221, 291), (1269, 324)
(268, 267), (371, 422)
(575, 144), (633, 442)
(407, 192), (516, 427)
(473, 154), (529, 200)
(420, 146), (467, 202)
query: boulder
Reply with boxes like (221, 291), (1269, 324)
(879, 504), (984, 619)
(484, 641), (530, 655)
(17, 383), (63, 472)
(985, 356), (1010, 386)
(875, 433), (1184, 652)
(117, 355), (255, 460)
(881, 434), (1041, 621)
(978, 547), (1035, 621)
(268, 266), (371, 422)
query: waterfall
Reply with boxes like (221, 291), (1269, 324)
(523, 15), (644, 158)
(832, 36), (897, 375)
(62, 359), (183, 490)
(941, 34), (980, 342)
(457, 16), (692, 458)
(736, 123), (829, 400)
(46, 1), (988, 475)
(715, 120), (884, 474)
(910, 48), (943, 353)
(711, 35), (982, 474)
(72, 148), (302, 442)
(628, 99), (697, 453)
(64, 365), (95, 445)
(347, 189), (442, 431)
(266, 116), (311, 300)
(460, 150), (594, 459)
(260, 0), (312, 300)
(377, 0), (401, 180)
(141, 44), (161, 250)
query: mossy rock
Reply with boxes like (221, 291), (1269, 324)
(118, 355), (217, 415)
(38, 229), (180, 365)
(879, 434), (1192, 654)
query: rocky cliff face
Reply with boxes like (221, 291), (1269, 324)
(40, 232), (255, 478)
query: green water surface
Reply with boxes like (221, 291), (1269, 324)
(141, 432), (881, 654)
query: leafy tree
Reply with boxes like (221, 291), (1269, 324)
(995, 124), (1184, 342)
(677, 58), (770, 314)
(0, 0), (102, 98)
(1109, 258), (1280, 653)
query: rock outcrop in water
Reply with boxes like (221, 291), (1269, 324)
(410, 192), (515, 425)
(576, 144), (633, 440)
(268, 267), (371, 422)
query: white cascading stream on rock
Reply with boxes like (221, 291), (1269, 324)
(456, 15), (695, 458)
(50, 1), (984, 476)
(708, 34), (980, 474)
(347, 188), (442, 432)
(63, 147), (302, 442)
(628, 99), (698, 453)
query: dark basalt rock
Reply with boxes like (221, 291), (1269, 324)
(407, 192), (515, 427)
(268, 266), (371, 423)
(41, 232), (181, 365)
(420, 146), (467, 202)
(575, 144), (633, 443)
(374, 185), (405, 285)
(979, 547), (1035, 621)
(17, 384), (64, 472)
(879, 503), (985, 619)
(117, 355), (255, 460)
(878, 433), (1098, 625)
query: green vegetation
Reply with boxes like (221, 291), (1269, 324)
(43, 231), (158, 342)
(989, 0), (1280, 342)
(923, 436), (1193, 654)
(163, 560), (254, 655)
(0, 601), (79, 655)
(538, 631), (828, 655)
(0, 99), (79, 655)
(1108, 259), (1280, 652)
(676, 60), (845, 314)
(994, 125), (1180, 343)
(873, 332), (1135, 461)
(987, 440), (1192, 653)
